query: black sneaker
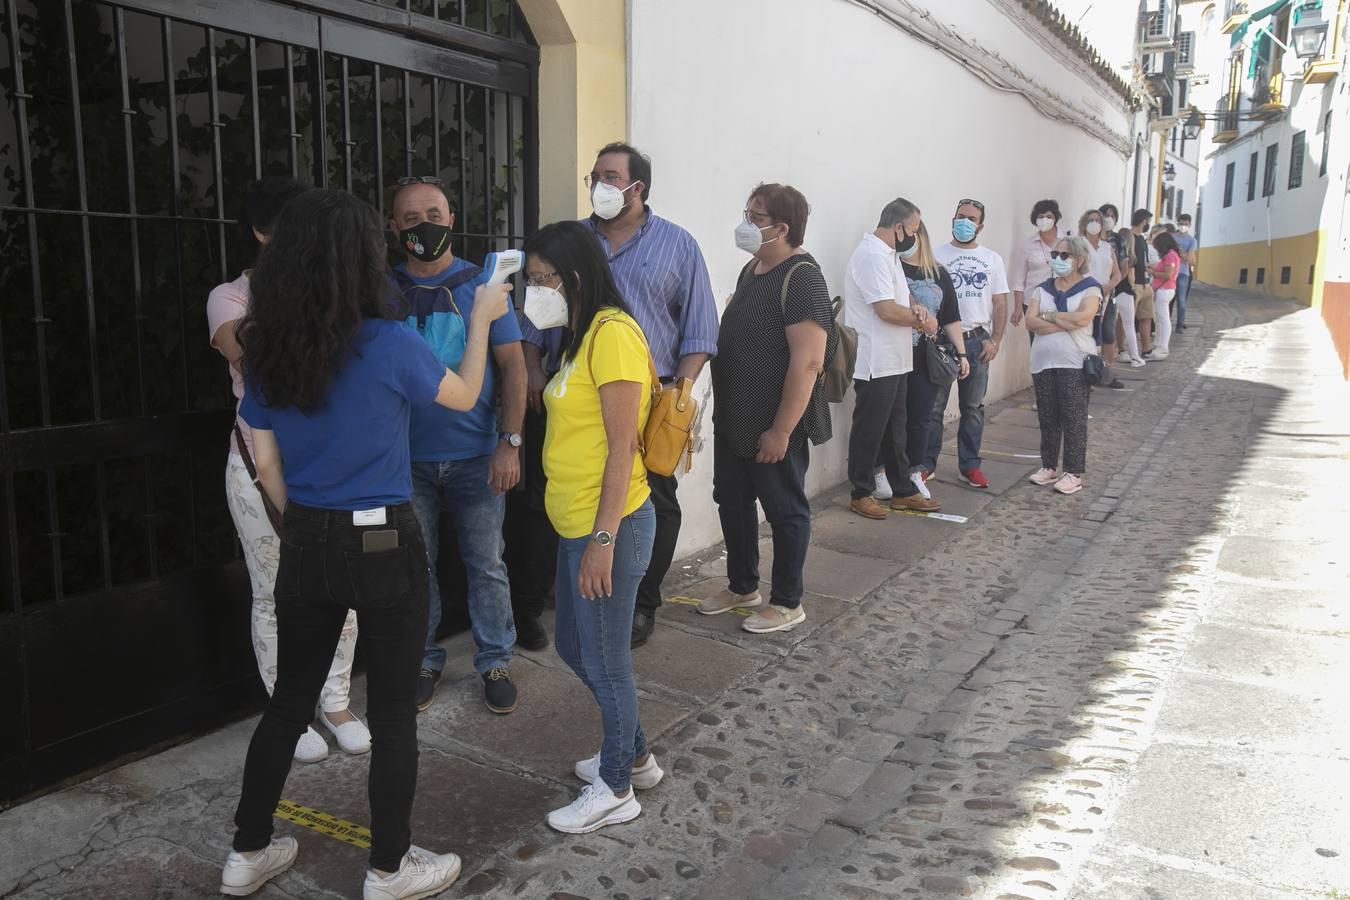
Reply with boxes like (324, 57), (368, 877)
(630, 610), (655, 648)
(1107, 378), (1125, 389)
(515, 614), (549, 651)
(416, 668), (441, 713)
(481, 668), (517, 714)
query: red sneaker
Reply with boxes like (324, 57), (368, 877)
(959, 468), (990, 489)
(920, 468), (935, 482)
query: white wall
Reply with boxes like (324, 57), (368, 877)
(628, 0), (1135, 557)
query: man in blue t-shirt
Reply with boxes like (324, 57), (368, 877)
(388, 178), (526, 716)
(1174, 213), (1199, 331)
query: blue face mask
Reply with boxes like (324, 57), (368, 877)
(1050, 257), (1074, 277)
(952, 218), (978, 243)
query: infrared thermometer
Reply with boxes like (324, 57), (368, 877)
(482, 249), (523, 286)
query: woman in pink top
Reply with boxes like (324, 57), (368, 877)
(1147, 231), (1182, 359)
(207, 178), (369, 764)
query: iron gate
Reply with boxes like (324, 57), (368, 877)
(0, 0), (538, 804)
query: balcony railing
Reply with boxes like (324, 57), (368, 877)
(1213, 95), (1240, 142)
(1222, 0), (1250, 33)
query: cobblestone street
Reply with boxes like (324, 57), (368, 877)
(3, 283), (1347, 899)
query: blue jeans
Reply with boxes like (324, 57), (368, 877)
(925, 330), (989, 472)
(1175, 272), (1191, 327)
(411, 456), (515, 674)
(554, 500), (655, 793)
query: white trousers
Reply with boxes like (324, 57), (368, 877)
(225, 452), (357, 713)
(1153, 288), (1175, 353)
(1115, 291), (1140, 361)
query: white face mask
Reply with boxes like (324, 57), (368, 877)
(1103, 217), (1117, 232)
(523, 284), (568, 331)
(735, 218), (780, 254)
(1085, 220), (1103, 236)
(1179, 224), (1191, 234)
(590, 180), (635, 220)
(898, 241), (920, 260)
(1036, 216), (1056, 233)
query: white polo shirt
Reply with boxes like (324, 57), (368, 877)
(845, 232), (913, 380)
(934, 243), (1009, 331)
(1084, 237), (1115, 287)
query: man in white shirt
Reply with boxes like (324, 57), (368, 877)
(927, 199), (1009, 490)
(844, 198), (942, 520)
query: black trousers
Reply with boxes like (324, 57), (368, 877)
(635, 469), (680, 615)
(713, 430), (810, 609)
(1032, 368), (1090, 475)
(848, 374), (916, 500)
(503, 406), (557, 621)
(232, 501), (428, 872)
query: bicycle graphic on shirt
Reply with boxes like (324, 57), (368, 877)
(948, 261), (989, 293)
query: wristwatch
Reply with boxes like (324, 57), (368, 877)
(592, 530), (614, 547)
(499, 431), (523, 448)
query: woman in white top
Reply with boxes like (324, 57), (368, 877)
(1010, 199), (1062, 331)
(1024, 236), (1101, 496)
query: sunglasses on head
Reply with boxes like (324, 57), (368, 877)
(1050, 251), (1072, 260)
(395, 175), (445, 187)
(958, 198), (985, 212)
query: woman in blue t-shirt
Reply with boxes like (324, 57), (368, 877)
(220, 190), (510, 900)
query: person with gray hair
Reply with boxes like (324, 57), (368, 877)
(843, 198), (941, 520)
(1023, 235), (1102, 496)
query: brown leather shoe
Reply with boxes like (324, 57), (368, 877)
(849, 496), (889, 519)
(891, 493), (942, 512)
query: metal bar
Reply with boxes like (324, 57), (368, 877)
(285, 44), (299, 178)
(319, 17), (530, 95)
(373, 63), (384, 217)
(248, 37), (262, 181)
(310, 44), (327, 188)
(163, 17), (190, 574)
(340, 57), (353, 191)
(0, 205), (241, 225)
(524, 62), (538, 237)
(457, 81), (467, 231)
(63, 0), (101, 423)
(506, 92), (515, 242)
(114, 6), (157, 582)
(403, 70), (413, 178)
(484, 87), (494, 247)
(206, 28), (229, 284)
(431, 77), (441, 177)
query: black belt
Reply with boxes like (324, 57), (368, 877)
(962, 327), (988, 340)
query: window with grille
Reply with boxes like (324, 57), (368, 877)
(1248, 152), (1259, 201)
(1256, 267), (1266, 284)
(1223, 162), (1235, 207)
(1178, 31), (1195, 65)
(1280, 266), (1291, 284)
(1239, 267), (1248, 284)
(1263, 143), (1279, 197)
(1289, 131), (1305, 189)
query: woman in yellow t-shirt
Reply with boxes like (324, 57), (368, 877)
(521, 220), (660, 834)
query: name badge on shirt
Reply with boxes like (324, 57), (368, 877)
(353, 507), (387, 526)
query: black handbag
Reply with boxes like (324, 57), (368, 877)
(922, 335), (960, 386)
(1083, 353), (1107, 386)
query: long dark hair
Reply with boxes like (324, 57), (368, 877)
(523, 220), (632, 362)
(239, 176), (310, 268)
(1153, 232), (1180, 258)
(238, 190), (392, 412)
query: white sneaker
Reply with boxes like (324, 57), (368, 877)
(1151, 349), (1169, 360)
(575, 750), (665, 790)
(909, 471), (932, 500)
(546, 781), (642, 834)
(873, 470), (893, 500)
(320, 711), (372, 755)
(293, 726), (328, 764)
(697, 588), (762, 616)
(1130, 357), (1146, 368)
(1054, 473), (1084, 495)
(221, 836), (297, 896)
(363, 846), (462, 900)
(1028, 467), (1059, 486)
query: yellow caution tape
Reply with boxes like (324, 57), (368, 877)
(667, 595), (753, 617)
(274, 799), (372, 849)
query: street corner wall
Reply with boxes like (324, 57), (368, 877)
(626, 0), (1135, 556)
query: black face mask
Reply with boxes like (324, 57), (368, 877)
(895, 227), (916, 255)
(399, 221), (454, 263)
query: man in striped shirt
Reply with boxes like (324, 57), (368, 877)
(520, 142), (719, 648)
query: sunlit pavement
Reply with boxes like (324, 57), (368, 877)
(2, 284), (1346, 900)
